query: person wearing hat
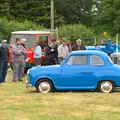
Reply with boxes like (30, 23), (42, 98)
(45, 38), (58, 65)
(72, 39), (86, 51)
(21, 38), (27, 48)
(12, 38), (26, 82)
(58, 38), (69, 63)
(33, 41), (42, 66)
(0, 40), (9, 83)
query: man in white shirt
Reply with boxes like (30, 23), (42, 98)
(58, 38), (69, 63)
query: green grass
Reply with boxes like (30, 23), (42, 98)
(0, 71), (120, 120)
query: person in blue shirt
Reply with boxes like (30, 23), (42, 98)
(33, 41), (42, 66)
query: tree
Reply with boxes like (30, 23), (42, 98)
(8, 0), (51, 28)
(55, 0), (93, 27)
(0, 0), (95, 28)
(0, 0), (9, 17)
(7, 0), (65, 28)
(93, 0), (120, 35)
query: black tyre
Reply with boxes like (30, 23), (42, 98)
(36, 79), (54, 93)
(98, 81), (115, 93)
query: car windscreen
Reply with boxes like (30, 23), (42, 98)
(10, 34), (35, 48)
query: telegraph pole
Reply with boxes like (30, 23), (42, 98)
(51, 0), (54, 33)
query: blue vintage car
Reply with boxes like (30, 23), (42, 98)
(26, 50), (120, 93)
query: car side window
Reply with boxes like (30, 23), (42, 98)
(90, 55), (104, 66)
(67, 55), (88, 65)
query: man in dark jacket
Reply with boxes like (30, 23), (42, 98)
(45, 39), (58, 65)
(0, 40), (9, 83)
(72, 39), (86, 51)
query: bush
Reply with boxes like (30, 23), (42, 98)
(58, 24), (95, 44)
(0, 17), (44, 42)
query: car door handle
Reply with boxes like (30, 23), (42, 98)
(85, 68), (93, 72)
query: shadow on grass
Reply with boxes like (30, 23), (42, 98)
(26, 88), (120, 94)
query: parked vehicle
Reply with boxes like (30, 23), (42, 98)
(86, 41), (119, 54)
(26, 50), (120, 93)
(9, 31), (53, 72)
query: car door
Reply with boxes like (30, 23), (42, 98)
(58, 55), (96, 89)
(88, 55), (106, 85)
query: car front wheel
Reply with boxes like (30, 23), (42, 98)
(98, 81), (115, 93)
(36, 79), (53, 93)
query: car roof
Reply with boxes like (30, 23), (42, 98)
(70, 50), (108, 57)
(11, 31), (51, 35)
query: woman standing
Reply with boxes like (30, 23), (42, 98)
(34, 41), (42, 66)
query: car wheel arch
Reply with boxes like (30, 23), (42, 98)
(98, 80), (116, 87)
(35, 78), (55, 88)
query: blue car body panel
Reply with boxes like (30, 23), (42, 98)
(28, 50), (120, 91)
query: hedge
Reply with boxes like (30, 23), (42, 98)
(0, 17), (44, 42)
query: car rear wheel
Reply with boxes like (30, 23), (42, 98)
(36, 79), (53, 93)
(98, 81), (115, 93)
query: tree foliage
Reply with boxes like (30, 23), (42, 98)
(93, 0), (120, 35)
(0, 17), (44, 41)
(0, 0), (95, 28)
(55, 0), (93, 27)
(58, 24), (94, 41)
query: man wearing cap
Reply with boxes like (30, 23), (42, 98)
(58, 38), (69, 63)
(0, 40), (9, 83)
(21, 38), (27, 48)
(12, 38), (26, 82)
(72, 39), (86, 51)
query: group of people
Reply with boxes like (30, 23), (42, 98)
(45, 38), (86, 65)
(0, 38), (27, 83)
(0, 37), (86, 83)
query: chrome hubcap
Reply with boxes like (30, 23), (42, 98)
(101, 81), (112, 93)
(39, 82), (50, 93)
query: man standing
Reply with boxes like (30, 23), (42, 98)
(56, 40), (61, 47)
(0, 40), (9, 83)
(12, 38), (26, 82)
(21, 38), (27, 48)
(21, 38), (27, 77)
(67, 40), (72, 52)
(58, 39), (69, 63)
(33, 41), (42, 66)
(72, 39), (86, 51)
(45, 38), (58, 65)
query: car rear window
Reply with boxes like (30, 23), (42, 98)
(90, 55), (104, 66)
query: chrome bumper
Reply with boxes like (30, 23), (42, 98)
(26, 80), (32, 88)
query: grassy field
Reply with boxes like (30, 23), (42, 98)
(0, 70), (120, 120)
